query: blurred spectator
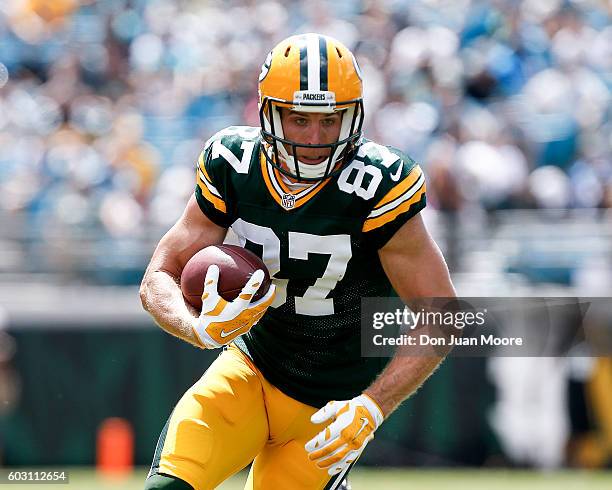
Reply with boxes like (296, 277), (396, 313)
(1, 0), (611, 471)
(488, 356), (570, 469)
(0, 0), (610, 256)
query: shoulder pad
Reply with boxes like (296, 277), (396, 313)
(354, 141), (418, 183)
(202, 126), (261, 175)
(357, 142), (426, 236)
(204, 126), (260, 152)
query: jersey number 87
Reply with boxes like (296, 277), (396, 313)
(231, 218), (352, 316)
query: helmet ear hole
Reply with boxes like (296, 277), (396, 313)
(284, 46), (291, 57)
(335, 46), (343, 58)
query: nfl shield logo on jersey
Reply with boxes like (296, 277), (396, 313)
(281, 193), (296, 209)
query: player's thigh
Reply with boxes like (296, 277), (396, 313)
(245, 439), (354, 490)
(147, 347), (268, 490)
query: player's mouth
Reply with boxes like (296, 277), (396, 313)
(299, 155), (329, 165)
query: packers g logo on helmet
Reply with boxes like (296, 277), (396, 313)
(258, 33), (364, 182)
(259, 51), (273, 82)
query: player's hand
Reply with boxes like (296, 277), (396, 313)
(192, 265), (276, 349)
(305, 394), (384, 476)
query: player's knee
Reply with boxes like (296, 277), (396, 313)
(145, 473), (194, 490)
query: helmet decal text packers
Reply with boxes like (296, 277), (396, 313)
(293, 90), (336, 105)
(258, 33), (364, 182)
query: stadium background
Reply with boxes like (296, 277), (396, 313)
(0, 0), (611, 488)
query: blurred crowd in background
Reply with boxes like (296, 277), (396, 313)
(0, 0), (610, 242)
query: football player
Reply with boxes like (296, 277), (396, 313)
(140, 33), (455, 490)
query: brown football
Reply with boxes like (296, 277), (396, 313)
(180, 244), (272, 310)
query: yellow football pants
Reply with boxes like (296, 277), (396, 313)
(150, 345), (346, 489)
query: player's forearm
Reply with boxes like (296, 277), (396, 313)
(364, 354), (445, 417)
(363, 301), (452, 417)
(140, 269), (203, 348)
(373, 216), (456, 417)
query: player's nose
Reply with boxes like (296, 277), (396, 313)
(304, 124), (324, 145)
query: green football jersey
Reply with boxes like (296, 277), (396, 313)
(194, 126), (426, 407)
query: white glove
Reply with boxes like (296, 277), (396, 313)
(305, 394), (384, 475)
(192, 265), (276, 349)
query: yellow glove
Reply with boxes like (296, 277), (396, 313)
(192, 264), (276, 349)
(305, 394), (384, 476)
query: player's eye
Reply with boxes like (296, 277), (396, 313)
(321, 118), (338, 127)
(294, 117), (308, 126)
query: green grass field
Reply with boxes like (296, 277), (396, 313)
(5, 468), (612, 490)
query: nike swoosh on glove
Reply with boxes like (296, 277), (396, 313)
(305, 394), (384, 476)
(192, 264), (276, 349)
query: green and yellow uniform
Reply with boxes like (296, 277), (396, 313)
(148, 126), (426, 490)
(197, 126), (426, 407)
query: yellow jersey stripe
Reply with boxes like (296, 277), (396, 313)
(196, 150), (226, 212)
(268, 162), (290, 197)
(198, 169), (223, 198)
(271, 165), (330, 202)
(273, 166), (303, 196)
(372, 166), (423, 211)
(368, 173), (425, 219)
(362, 182), (425, 232)
(198, 151), (214, 185)
(197, 174), (227, 213)
(261, 153), (333, 210)
(260, 154), (284, 207)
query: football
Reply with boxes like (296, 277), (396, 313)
(180, 244), (272, 310)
